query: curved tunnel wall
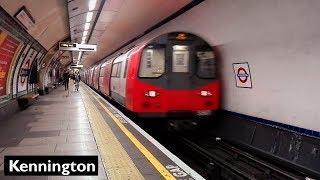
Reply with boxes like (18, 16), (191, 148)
(84, 0), (320, 172)
(90, 0), (320, 134)
(0, 7), (47, 118)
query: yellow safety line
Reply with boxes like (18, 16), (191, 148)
(83, 85), (176, 180)
(80, 88), (144, 179)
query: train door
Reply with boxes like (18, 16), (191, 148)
(89, 67), (95, 86)
(167, 43), (193, 110)
(94, 65), (101, 90)
(110, 54), (124, 104)
(119, 49), (134, 105)
(99, 63), (106, 92)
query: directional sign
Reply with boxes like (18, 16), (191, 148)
(59, 42), (96, 52)
(71, 64), (83, 69)
(233, 62), (252, 88)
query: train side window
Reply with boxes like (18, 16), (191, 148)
(123, 48), (134, 78)
(196, 51), (216, 78)
(111, 63), (118, 77)
(123, 59), (129, 78)
(139, 47), (165, 78)
(100, 66), (105, 76)
(116, 62), (122, 77)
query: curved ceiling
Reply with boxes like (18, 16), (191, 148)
(0, 0), (69, 51)
(1, 0), (192, 68)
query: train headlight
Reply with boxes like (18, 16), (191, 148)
(200, 90), (212, 96)
(145, 90), (158, 97)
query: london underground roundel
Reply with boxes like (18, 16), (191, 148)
(233, 62), (252, 88)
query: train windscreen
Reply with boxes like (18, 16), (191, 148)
(196, 51), (216, 79)
(139, 46), (165, 78)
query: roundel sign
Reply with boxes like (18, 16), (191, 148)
(233, 62), (252, 88)
(20, 59), (31, 85)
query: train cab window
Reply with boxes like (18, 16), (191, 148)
(172, 45), (189, 73)
(196, 51), (216, 78)
(139, 46), (165, 78)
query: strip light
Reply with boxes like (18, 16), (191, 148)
(84, 23), (90, 30)
(86, 12), (93, 22)
(83, 30), (88, 36)
(78, 52), (82, 60)
(89, 0), (97, 11)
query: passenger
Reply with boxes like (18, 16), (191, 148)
(63, 71), (70, 90)
(74, 73), (81, 91)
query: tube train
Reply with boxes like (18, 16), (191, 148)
(82, 32), (220, 119)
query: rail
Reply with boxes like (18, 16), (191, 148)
(176, 136), (310, 180)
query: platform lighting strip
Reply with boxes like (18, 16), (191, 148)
(78, 52), (82, 61)
(79, 0), (96, 63)
(89, 0), (97, 11)
(84, 23), (90, 30)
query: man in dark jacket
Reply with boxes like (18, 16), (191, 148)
(63, 71), (69, 90)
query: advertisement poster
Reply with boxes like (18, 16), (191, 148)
(13, 44), (31, 96)
(18, 48), (37, 93)
(35, 52), (43, 71)
(0, 29), (23, 97)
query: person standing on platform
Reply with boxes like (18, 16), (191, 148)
(63, 71), (70, 90)
(74, 72), (81, 91)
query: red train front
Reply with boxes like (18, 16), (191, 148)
(85, 32), (220, 119)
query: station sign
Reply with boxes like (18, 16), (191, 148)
(59, 42), (96, 52)
(71, 64), (84, 69)
(233, 62), (252, 88)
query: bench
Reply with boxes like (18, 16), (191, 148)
(45, 84), (56, 94)
(17, 93), (39, 110)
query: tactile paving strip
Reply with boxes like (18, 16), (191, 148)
(83, 85), (176, 180)
(80, 88), (144, 180)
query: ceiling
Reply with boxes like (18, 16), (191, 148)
(1, 0), (192, 68)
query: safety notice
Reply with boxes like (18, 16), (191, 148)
(233, 62), (252, 88)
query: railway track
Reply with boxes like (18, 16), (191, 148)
(172, 135), (311, 180)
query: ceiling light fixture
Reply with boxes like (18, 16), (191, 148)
(88, 0), (97, 11)
(78, 52), (82, 60)
(86, 12), (93, 22)
(84, 23), (90, 30)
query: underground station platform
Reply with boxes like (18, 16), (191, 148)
(0, 83), (203, 180)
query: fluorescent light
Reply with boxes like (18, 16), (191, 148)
(89, 0), (97, 11)
(86, 12), (93, 22)
(83, 30), (88, 36)
(84, 23), (90, 30)
(78, 52), (82, 60)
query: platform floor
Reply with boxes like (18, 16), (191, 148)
(0, 83), (203, 180)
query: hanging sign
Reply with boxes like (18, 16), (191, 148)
(59, 42), (96, 52)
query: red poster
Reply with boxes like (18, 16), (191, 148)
(0, 30), (22, 96)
